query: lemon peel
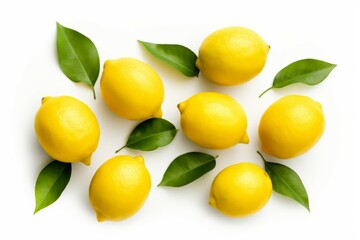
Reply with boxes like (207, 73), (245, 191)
(259, 95), (325, 159)
(89, 155), (151, 222)
(100, 57), (164, 120)
(34, 96), (100, 165)
(210, 162), (272, 217)
(178, 92), (248, 149)
(196, 26), (269, 85)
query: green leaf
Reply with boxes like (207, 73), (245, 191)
(56, 22), (100, 99)
(158, 152), (217, 187)
(259, 58), (336, 97)
(138, 40), (199, 77)
(116, 118), (178, 152)
(34, 160), (71, 214)
(257, 151), (310, 211)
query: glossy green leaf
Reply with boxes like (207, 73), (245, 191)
(34, 160), (71, 214)
(158, 152), (217, 187)
(257, 151), (310, 211)
(56, 22), (100, 99)
(259, 58), (336, 97)
(116, 118), (178, 152)
(138, 40), (199, 77)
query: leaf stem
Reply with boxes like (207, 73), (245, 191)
(115, 145), (126, 154)
(258, 86), (272, 98)
(256, 151), (267, 163)
(92, 87), (96, 100)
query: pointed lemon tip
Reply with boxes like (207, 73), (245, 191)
(96, 212), (107, 222)
(153, 108), (163, 118)
(134, 155), (144, 164)
(103, 59), (112, 69)
(81, 156), (91, 166)
(209, 194), (217, 208)
(41, 96), (51, 104)
(177, 102), (186, 113)
(195, 58), (201, 69)
(240, 132), (250, 144)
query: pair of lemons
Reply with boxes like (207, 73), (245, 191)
(34, 26), (325, 221)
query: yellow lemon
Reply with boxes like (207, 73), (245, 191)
(209, 162), (272, 217)
(178, 92), (249, 149)
(100, 57), (164, 120)
(196, 26), (270, 86)
(34, 96), (100, 165)
(89, 155), (151, 222)
(258, 95), (325, 159)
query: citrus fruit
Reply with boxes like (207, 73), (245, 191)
(34, 96), (100, 165)
(100, 57), (164, 120)
(209, 162), (272, 217)
(196, 26), (269, 86)
(258, 95), (325, 159)
(89, 155), (151, 222)
(178, 92), (249, 149)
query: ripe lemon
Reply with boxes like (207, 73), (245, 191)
(178, 92), (249, 149)
(258, 95), (325, 159)
(196, 26), (270, 86)
(209, 162), (272, 217)
(34, 96), (100, 165)
(89, 155), (151, 222)
(100, 57), (164, 120)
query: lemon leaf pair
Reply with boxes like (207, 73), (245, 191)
(259, 59), (336, 97)
(257, 151), (310, 211)
(118, 118), (216, 187)
(34, 160), (71, 214)
(56, 22), (100, 99)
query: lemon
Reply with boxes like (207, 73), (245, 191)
(178, 92), (249, 149)
(100, 57), (164, 120)
(209, 162), (272, 217)
(258, 95), (325, 159)
(34, 96), (100, 165)
(196, 26), (269, 86)
(89, 155), (151, 222)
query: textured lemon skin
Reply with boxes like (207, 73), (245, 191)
(178, 92), (249, 149)
(209, 162), (272, 217)
(89, 155), (151, 222)
(258, 95), (325, 159)
(196, 26), (269, 86)
(34, 96), (100, 165)
(100, 58), (164, 120)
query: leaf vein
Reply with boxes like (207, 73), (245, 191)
(267, 163), (305, 203)
(162, 160), (213, 185)
(36, 163), (70, 211)
(127, 129), (176, 147)
(275, 66), (335, 88)
(59, 26), (92, 85)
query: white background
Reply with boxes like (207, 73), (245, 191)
(2, 0), (360, 239)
